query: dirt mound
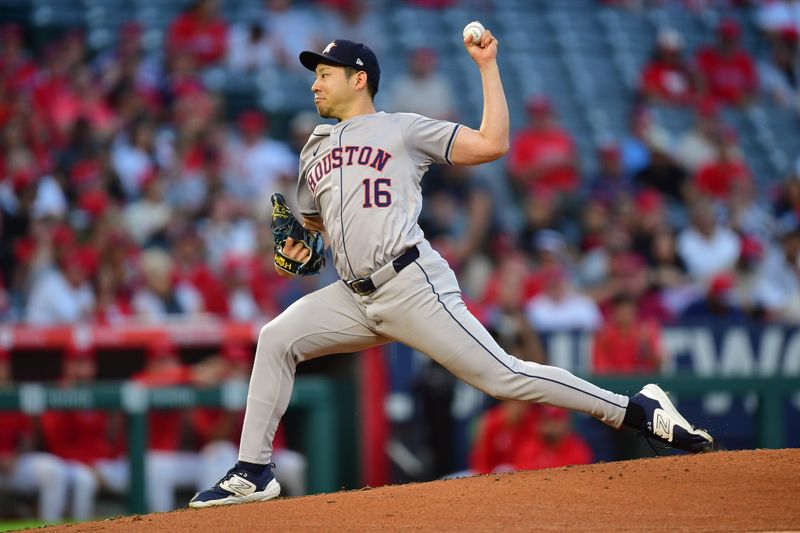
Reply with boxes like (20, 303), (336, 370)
(44, 449), (799, 532)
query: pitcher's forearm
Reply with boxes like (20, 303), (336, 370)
(478, 61), (509, 157)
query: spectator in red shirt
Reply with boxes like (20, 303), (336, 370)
(132, 335), (203, 512)
(166, 0), (228, 68)
(40, 343), (121, 520)
(93, 232), (137, 325)
(695, 19), (759, 107)
(0, 25), (38, 93)
(507, 96), (579, 195)
(174, 227), (230, 316)
(469, 400), (541, 475)
(480, 251), (543, 314)
(694, 128), (752, 201)
(0, 348), (70, 522)
(512, 406), (593, 471)
(640, 28), (696, 105)
(49, 65), (118, 140)
(592, 294), (662, 375)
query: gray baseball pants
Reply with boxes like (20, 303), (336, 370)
(238, 240), (628, 464)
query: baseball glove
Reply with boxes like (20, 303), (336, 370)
(270, 193), (325, 276)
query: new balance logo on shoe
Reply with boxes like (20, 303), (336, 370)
(189, 464), (281, 508)
(632, 384), (714, 453)
(220, 475), (256, 496)
(653, 409), (673, 442)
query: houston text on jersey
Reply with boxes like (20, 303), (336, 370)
(307, 145), (393, 193)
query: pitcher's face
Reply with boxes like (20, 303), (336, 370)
(311, 64), (355, 120)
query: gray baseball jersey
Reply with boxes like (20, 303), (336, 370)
(296, 112), (460, 280)
(237, 111), (629, 467)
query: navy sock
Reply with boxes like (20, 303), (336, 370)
(622, 400), (646, 430)
(236, 461), (268, 475)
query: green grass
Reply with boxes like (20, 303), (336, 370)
(0, 520), (75, 532)
(0, 521), (45, 532)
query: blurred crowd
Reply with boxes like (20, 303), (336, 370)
(0, 0), (799, 344)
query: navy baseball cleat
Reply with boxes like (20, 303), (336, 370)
(189, 464), (280, 508)
(629, 384), (714, 453)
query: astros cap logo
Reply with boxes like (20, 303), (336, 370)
(323, 41), (336, 54)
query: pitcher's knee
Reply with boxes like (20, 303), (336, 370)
(258, 322), (291, 353)
(257, 322), (300, 363)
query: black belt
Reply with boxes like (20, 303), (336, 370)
(345, 245), (420, 296)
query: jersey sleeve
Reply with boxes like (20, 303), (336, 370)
(400, 113), (461, 166)
(296, 126), (331, 217)
(296, 172), (318, 216)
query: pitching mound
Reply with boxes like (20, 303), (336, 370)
(44, 449), (799, 532)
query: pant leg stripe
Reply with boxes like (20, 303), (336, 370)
(413, 261), (627, 410)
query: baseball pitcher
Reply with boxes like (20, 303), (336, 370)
(190, 26), (713, 508)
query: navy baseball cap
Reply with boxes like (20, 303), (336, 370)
(300, 39), (381, 93)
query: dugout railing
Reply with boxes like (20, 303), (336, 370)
(0, 377), (338, 514)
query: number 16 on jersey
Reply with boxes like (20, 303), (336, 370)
(362, 178), (392, 208)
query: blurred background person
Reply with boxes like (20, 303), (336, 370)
(387, 47), (457, 121)
(24, 247), (96, 325)
(223, 109), (297, 212)
(592, 294), (663, 375)
(692, 128), (752, 202)
(40, 343), (122, 521)
(166, 0), (228, 70)
(469, 400), (542, 475)
(130, 248), (203, 320)
(586, 139), (636, 209)
(511, 406), (593, 471)
(0, 348), (69, 522)
(507, 96), (579, 199)
(632, 130), (690, 203)
(526, 265), (602, 334)
(694, 18), (759, 107)
(319, 0), (387, 58)
(121, 171), (172, 247)
(479, 252), (546, 366)
(753, 218), (800, 323)
(682, 272), (750, 324)
(677, 200), (742, 281)
(226, 21), (277, 74)
(261, 0), (324, 72)
(132, 336), (206, 512)
(639, 28), (696, 106)
(757, 27), (800, 115)
(675, 101), (727, 174)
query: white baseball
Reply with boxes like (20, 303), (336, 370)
(463, 21), (485, 44)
